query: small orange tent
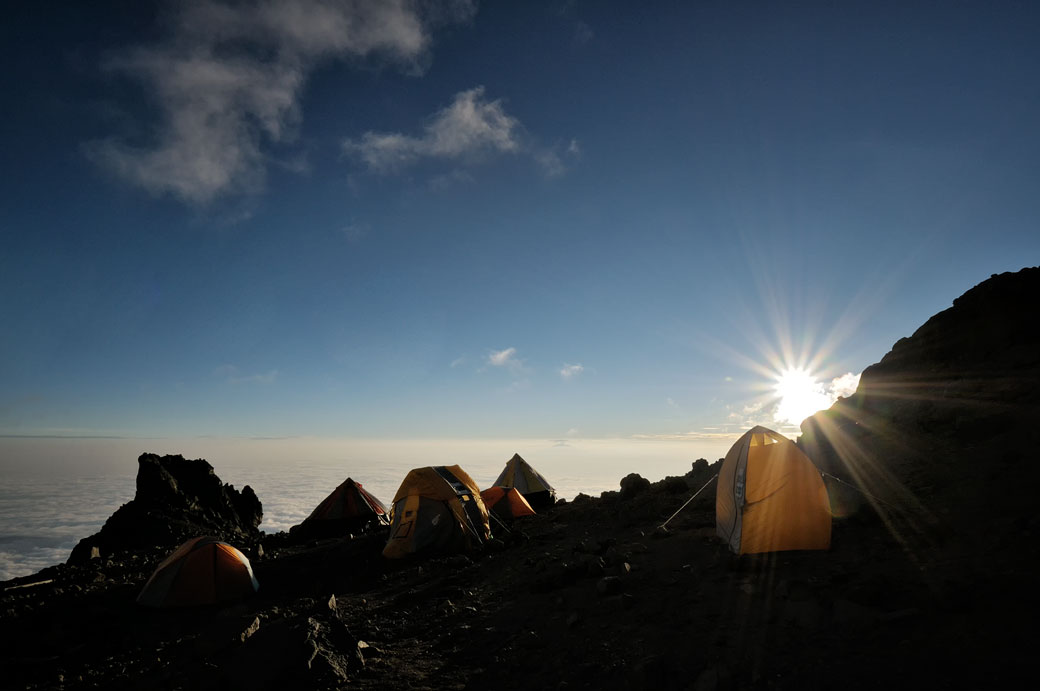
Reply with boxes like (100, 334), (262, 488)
(716, 426), (831, 554)
(480, 486), (536, 521)
(137, 536), (259, 607)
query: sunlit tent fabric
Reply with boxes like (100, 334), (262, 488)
(716, 426), (831, 555)
(480, 486), (536, 521)
(137, 536), (259, 607)
(383, 465), (491, 559)
(292, 477), (389, 540)
(493, 453), (557, 509)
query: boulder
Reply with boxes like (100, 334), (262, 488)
(68, 453), (263, 563)
(619, 473), (651, 499)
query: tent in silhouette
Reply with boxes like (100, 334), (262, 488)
(137, 536), (259, 607)
(492, 453), (557, 509)
(383, 465), (491, 559)
(480, 486), (536, 522)
(291, 477), (389, 541)
(716, 426), (831, 554)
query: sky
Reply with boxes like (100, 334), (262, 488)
(2, 1), (1039, 456)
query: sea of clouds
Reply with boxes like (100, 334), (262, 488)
(0, 436), (733, 581)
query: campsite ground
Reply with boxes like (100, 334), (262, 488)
(1, 454), (1035, 690)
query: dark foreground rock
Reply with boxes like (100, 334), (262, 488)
(2, 267), (1040, 689)
(67, 453), (263, 563)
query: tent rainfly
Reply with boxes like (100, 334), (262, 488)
(480, 486), (536, 521)
(493, 453), (557, 509)
(716, 426), (831, 554)
(291, 477), (389, 541)
(383, 465), (491, 559)
(137, 536), (259, 607)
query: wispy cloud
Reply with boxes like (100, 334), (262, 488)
(344, 86), (579, 177)
(574, 21), (594, 45)
(215, 365), (278, 385)
(341, 222), (369, 244)
(488, 347), (522, 371)
(87, 0), (476, 204)
(344, 86), (520, 172)
(559, 363), (584, 379)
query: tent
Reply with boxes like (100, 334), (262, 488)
(492, 453), (557, 509)
(291, 477), (389, 541)
(480, 486), (536, 522)
(716, 426), (831, 555)
(383, 465), (491, 559)
(137, 536), (259, 607)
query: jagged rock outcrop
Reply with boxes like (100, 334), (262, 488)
(67, 453), (262, 563)
(799, 267), (1040, 540)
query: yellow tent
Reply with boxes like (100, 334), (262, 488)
(382, 465), (491, 559)
(493, 453), (557, 509)
(716, 426), (831, 554)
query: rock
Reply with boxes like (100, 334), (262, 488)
(194, 616), (261, 657)
(659, 476), (689, 494)
(68, 454), (263, 564)
(597, 576), (623, 596)
(619, 473), (651, 499)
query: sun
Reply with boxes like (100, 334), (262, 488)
(773, 367), (833, 426)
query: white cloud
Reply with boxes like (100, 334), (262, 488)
(488, 347), (520, 369)
(829, 372), (861, 399)
(450, 356), (467, 368)
(560, 363), (584, 379)
(345, 87), (579, 177)
(87, 0), (475, 204)
(344, 86), (521, 172)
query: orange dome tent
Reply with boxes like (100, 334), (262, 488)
(480, 486), (536, 521)
(383, 465), (490, 560)
(716, 426), (831, 555)
(137, 536), (259, 607)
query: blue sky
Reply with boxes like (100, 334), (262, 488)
(2, 0), (1038, 445)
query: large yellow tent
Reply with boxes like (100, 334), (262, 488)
(716, 426), (831, 554)
(383, 465), (491, 559)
